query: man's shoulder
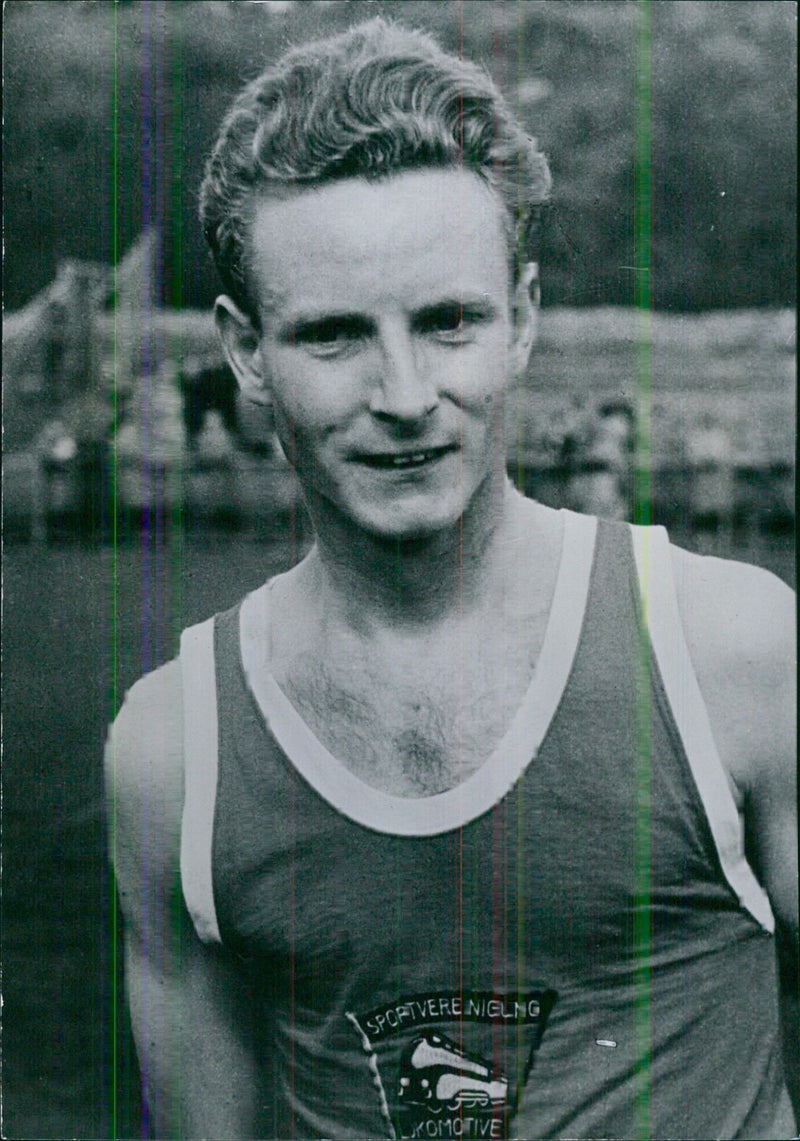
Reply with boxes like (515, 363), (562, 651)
(669, 541), (795, 669)
(108, 657), (184, 785)
(105, 658), (184, 922)
(668, 540), (795, 796)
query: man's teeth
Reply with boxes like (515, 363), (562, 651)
(367, 450), (442, 468)
(391, 452), (429, 466)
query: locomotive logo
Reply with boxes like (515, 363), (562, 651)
(347, 990), (556, 1139)
(398, 1032), (510, 1134)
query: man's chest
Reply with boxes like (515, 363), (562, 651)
(274, 628), (543, 796)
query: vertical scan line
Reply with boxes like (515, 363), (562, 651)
(111, 6), (120, 1136)
(513, 0), (526, 499)
(634, 0), (653, 529)
(634, 531), (653, 1141)
(171, 4), (184, 661)
(167, 6), (187, 1123)
(634, 3), (653, 1139)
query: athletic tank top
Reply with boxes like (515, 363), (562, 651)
(180, 513), (795, 1140)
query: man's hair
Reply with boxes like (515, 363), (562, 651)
(199, 17), (551, 318)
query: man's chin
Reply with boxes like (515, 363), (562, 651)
(306, 474), (500, 547)
(355, 513), (459, 546)
(323, 500), (467, 547)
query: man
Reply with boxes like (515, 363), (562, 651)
(107, 19), (797, 1140)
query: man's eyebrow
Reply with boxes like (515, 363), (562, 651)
(276, 312), (376, 342)
(414, 296), (498, 316)
(411, 297), (499, 326)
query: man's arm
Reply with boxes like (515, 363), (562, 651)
(105, 661), (266, 1138)
(673, 547), (798, 1114)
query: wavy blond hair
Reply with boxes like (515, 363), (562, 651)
(200, 17), (551, 319)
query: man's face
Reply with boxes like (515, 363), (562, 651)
(235, 168), (534, 542)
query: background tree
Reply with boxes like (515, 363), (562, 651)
(3, 0), (796, 311)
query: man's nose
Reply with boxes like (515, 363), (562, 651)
(369, 322), (439, 423)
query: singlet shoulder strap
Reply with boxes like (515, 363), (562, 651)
(630, 525), (774, 933)
(180, 616), (222, 945)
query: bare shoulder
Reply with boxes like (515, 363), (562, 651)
(670, 543), (795, 689)
(669, 542), (796, 797)
(105, 658), (184, 936)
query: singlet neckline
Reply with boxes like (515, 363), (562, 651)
(239, 509), (598, 836)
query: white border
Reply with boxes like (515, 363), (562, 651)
(631, 525), (774, 933)
(180, 617), (223, 944)
(240, 510), (597, 836)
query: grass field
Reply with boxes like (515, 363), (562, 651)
(3, 520), (794, 1138)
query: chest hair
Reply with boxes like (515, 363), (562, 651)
(279, 634), (540, 797)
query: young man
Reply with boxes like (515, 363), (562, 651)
(107, 19), (797, 1140)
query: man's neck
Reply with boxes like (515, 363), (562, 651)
(303, 478), (537, 635)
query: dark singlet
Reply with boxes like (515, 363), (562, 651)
(180, 513), (794, 1139)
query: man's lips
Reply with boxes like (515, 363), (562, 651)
(352, 445), (456, 470)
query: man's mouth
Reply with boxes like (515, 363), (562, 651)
(357, 446), (454, 470)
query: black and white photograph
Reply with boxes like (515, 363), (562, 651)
(3, 2), (797, 1138)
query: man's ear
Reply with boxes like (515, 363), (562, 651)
(215, 296), (271, 406)
(510, 262), (540, 377)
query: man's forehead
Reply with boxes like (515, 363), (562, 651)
(245, 168), (511, 314)
(250, 170), (506, 246)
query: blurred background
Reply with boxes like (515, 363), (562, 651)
(2, 1), (795, 1137)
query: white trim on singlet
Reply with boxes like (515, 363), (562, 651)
(631, 525), (775, 933)
(180, 617), (222, 945)
(239, 509), (598, 837)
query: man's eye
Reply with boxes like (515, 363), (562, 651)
(416, 304), (492, 342)
(290, 317), (370, 354)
